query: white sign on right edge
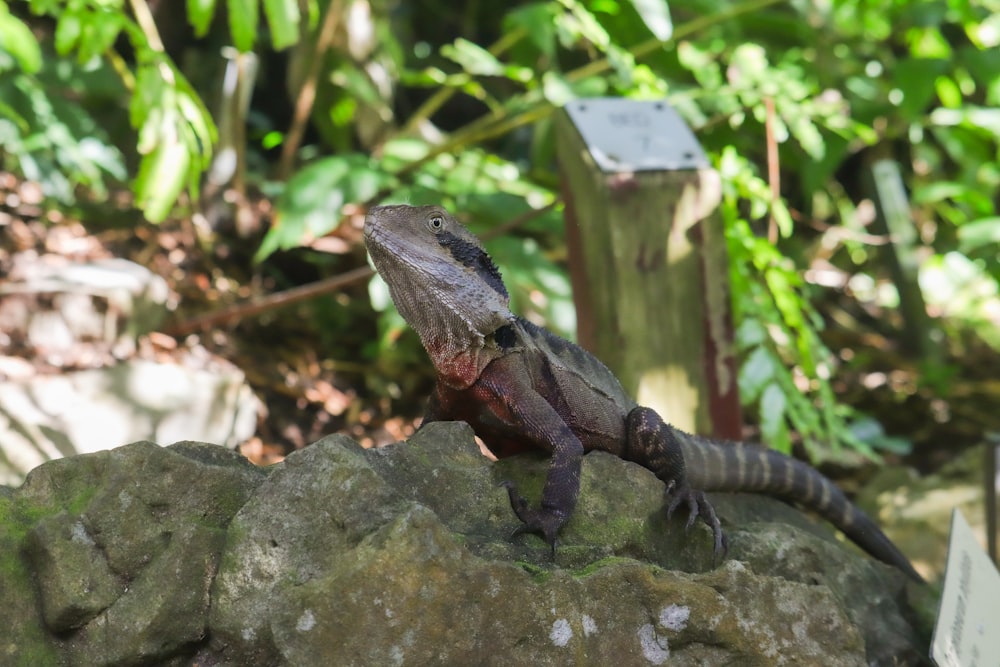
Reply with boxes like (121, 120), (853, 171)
(930, 509), (1000, 667)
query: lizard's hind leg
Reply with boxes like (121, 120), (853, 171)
(624, 407), (727, 560)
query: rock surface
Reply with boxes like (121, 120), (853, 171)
(0, 253), (258, 485)
(0, 359), (258, 485)
(858, 443), (989, 580)
(2, 422), (931, 666)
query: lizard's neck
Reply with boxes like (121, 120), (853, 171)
(388, 277), (512, 389)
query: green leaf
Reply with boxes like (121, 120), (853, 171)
(262, 0), (300, 50)
(441, 38), (504, 76)
(760, 382), (790, 453)
(787, 114), (825, 160)
(628, 0), (671, 41)
(259, 154), (395, 260)
(54, 12), (82, 56)
(957, 217), (1000, 252)
(187, 0), (217, 37)
(505, 3), (558, 60)
(135, 132), (191, 223)
(893, 58), (946, 120)
(735, 319), (766, 349)
(0, 8), (42, 73)
(738, 346), (775, 402)
(935, 76), (962, 109)
(931, 106), (1000, 137)
(541, 71), (575, 106)
(333, 62), (384, 108)
(79, 11), (124, 63)
(554, 0), (617, 62)
(228, 0), (258, 52)
(176, 90), (217, 168)
(848, 416), (911, 455)
(130, 64), (160, 131)
(959, 45), (1000, 97)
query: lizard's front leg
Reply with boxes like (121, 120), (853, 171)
(475, 360), (584, 552)
(625, 407), (727, 558)
(501, 395), (584, 552)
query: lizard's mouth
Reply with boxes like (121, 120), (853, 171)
(362, 220), (389, 254)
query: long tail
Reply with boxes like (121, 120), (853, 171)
(679, 437), (922, 581)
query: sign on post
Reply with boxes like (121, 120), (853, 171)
(556, 99), (739, 438)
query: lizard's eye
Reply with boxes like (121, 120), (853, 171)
(428, 215), (444, 231)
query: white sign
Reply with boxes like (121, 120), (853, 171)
(563, 99), (708, 173)
(930, 509), (1000, 667)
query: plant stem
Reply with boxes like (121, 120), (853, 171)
(128, 0), (165, 53)
(279, 0), (345, 180)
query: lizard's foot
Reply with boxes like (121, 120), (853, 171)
(501, 481), (566, 556)
(665, 483), (728, 562)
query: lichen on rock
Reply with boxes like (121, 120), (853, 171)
(1, 422), (929, 666)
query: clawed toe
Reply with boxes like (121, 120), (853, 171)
(665, 484), (727, 563)
(502, 480), (565, 555)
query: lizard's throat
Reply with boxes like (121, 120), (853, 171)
(384, 275), (512, 387)
(387, 275), (510, 347)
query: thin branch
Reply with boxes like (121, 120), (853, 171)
(128, 0), (165, 53)
(165, 265), (374, 336)
(278, 0), (345, 180)
(764, 96), (780, 243)
(479, 200), (559, 240)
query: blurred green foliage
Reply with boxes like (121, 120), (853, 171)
(1, 0), (303, 219)
(2, 0), (999, 456)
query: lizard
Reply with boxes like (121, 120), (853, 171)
(363, 203), (922, 582)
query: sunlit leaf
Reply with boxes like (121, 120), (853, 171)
(263, 0), (300, 50)
(554, 0), (611, 52)
(135, 135), (190, 222)
(628, 0), (672, 41)
(177, 91), (217, 167)
(541, 71), (574, 105)
(53, 12), (82, 57)
(90, 13), (125, 61)
(787, 114), (824, 160)
(957, 217), (1000, 252)
(0, 8), (42, 72)
(441, 38), (504, 76)
(934, 75), (962, 108)
(931, 106), (1000, 137)
(260, 155), (395, 260)
(228, 0), (258, 52)
(187, 0), (217, 37)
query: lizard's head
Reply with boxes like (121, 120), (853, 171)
(363, 204), (513, 339)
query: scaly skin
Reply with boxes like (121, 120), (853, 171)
(363, 203), (921, 581)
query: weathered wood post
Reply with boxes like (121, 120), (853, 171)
(555, 99), (740, 438)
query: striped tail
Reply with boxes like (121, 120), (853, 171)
(679, 437), (922, 581)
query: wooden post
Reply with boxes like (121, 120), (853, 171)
(556, 99), (740, 439)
